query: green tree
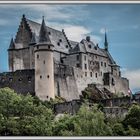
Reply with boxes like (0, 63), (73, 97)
(0, 88), (54, 136)
(112, 123), (126, 136)
(53, 104), (112, 136)
(123, 104), (140, 129)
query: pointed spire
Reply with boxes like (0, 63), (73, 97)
(9, 37), (15, 50)
(104, 29), (108, 51)
(39, 16), (51, 43)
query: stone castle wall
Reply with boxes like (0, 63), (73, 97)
(0, 70), (35, 95)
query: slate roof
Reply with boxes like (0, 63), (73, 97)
(14, 16), (117, 65)
(26, 19), (70, 54)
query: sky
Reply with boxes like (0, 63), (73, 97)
(0, 3), (140, 93)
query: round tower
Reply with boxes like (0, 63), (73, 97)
(34, 17), (55, 101)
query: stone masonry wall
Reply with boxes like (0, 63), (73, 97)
(0, 70), (35, 95)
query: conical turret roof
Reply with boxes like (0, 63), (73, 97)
(39, 16), (51, 43)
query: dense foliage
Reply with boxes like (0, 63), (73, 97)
(0, 87), (140, 136)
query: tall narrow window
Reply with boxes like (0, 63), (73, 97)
(37, 54), (39, 59)
(104, 62), (106, 67)
(85, 64), (87, 70)
(90, 72), (92, 77)
(95, 73), (98, 78)
(85, 72), (87, 77)
(101, 62), (103, 66)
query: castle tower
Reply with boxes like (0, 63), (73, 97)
(34, 17), (55, 101)
(104, 30), (108, 51)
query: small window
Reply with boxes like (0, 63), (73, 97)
(28, 77), (31, 82)
(61, 59), (64, 64)
(90, 72), (92, 77)
(76, 63), (80, 67)
(95, 73), (98, 78)
(104, 62), (106, 67)
(85, 72), (87, 77)
(101, 62), (103, 66)
(85, 64), (87, 70)
(66, 45), (68, 48)
(37, 54), (39, 59)
(88, 44), (91, 48)
(59, 39), (62, 42)
(40, 75), (42, 79)
(43, 60), (45, 64)
(96, 55), (97, 59)
(94, 46), (97, 50)
(57, 42), (60, 46)
(48, 32), (51, 35)
(47, 75), (50, 78)
(48, 46), (50, 49)
(47, 96), (49, 98)
(37, 46), (39, 49)
(112, 78), (115, 86)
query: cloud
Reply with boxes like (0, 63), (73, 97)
(47, 21), (102, 43)
(122, 69), (140, 91)
(64, 25), (90, 42)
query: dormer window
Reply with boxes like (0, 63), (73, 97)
(57, 42), (60, 46)
(94, 46), (97, 50)
(88, 44), (91, 48)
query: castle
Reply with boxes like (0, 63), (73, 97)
(0, 15), (130, 101)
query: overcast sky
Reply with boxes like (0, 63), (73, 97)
(0, 4), (140, 93)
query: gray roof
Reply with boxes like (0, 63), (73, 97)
(26, 19), (70, 54)
(26, 18), (117, 65)
(39, 18), (51, 43)
(70, 39), (108, 57)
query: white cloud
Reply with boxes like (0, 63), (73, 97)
(47, 22), (102, 43)
(122, 69), (140, 91)
(64, 26), (90, 42)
